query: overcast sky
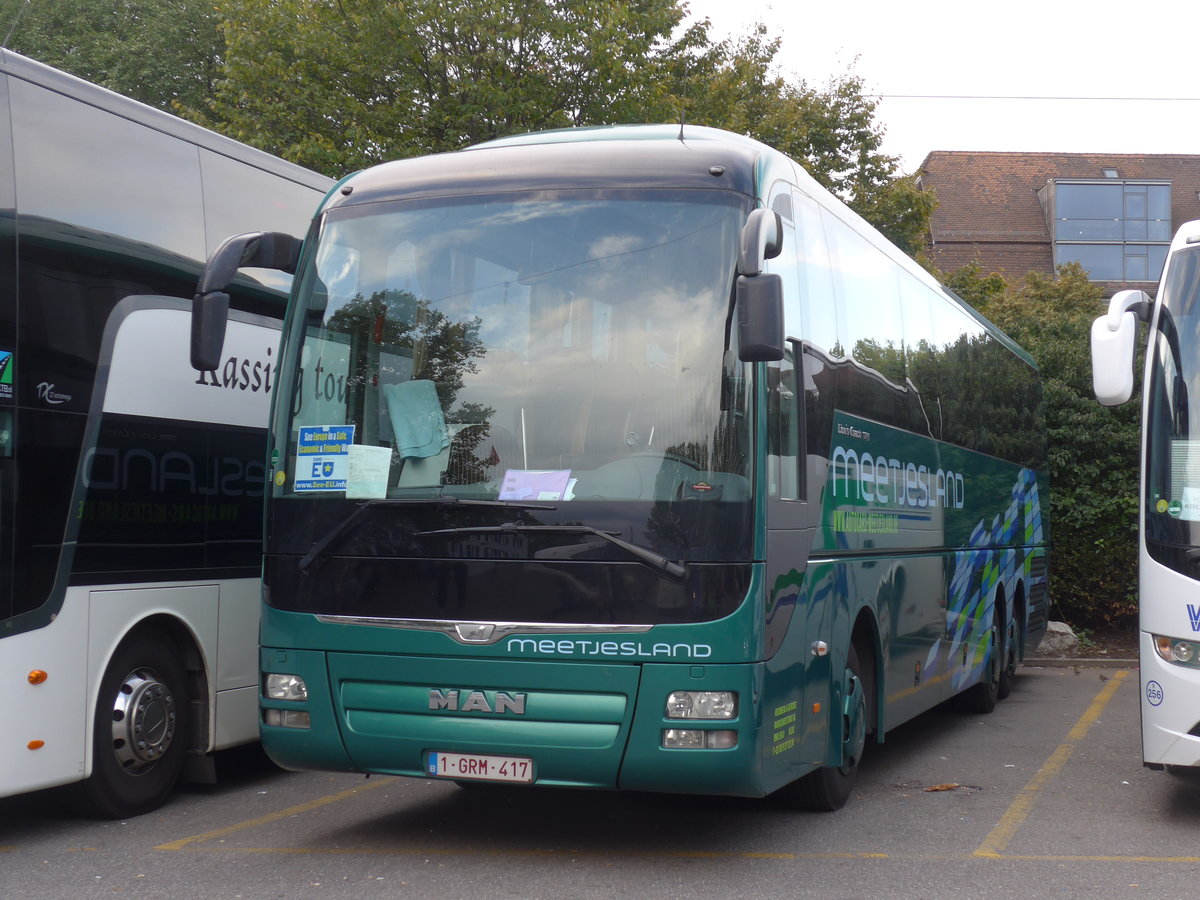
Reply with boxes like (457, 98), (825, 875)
(683, 0), (1200, 172)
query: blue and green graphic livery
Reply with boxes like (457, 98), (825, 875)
(820, 410), (1046, 690)
(822, 410), (1042, 552)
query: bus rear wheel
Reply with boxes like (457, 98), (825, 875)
(780, 644), (869, 811)
(998, 616), (1018, 700)
(963, 611), (1003, 714)
(70, 628), (190, 818)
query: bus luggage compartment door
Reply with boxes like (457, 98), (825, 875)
(326, 653), (641, 787)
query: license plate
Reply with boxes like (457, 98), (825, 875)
(427, 751), (534, 783)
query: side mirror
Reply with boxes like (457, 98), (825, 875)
(191, 290), (231, 373)
(737, 273), (784, 362)
(1091, 289), (1151, 406)
(735, 208), (785, 361)
(191, 231), (303, 372)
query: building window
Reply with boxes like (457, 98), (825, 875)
(1052, 180), (1170, 281)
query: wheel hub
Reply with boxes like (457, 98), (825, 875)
(110, 667), (177, 774)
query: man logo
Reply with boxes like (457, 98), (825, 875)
(455, 622), (495, 643)
(428, 689), (527, 715)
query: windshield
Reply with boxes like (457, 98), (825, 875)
(268, 189), (754, 572)
(1146, 244), (1200, 577)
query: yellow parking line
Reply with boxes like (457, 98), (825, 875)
(155, 776), (397, 851)
(974, 670), (1129, 858)
(994, 853), (1200, 863)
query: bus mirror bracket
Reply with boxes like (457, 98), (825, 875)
(191, 231), (303, 372)
(1091, 289), (1151, 406)
(737, 209), (783, 276)
(736, 272), (785, 362)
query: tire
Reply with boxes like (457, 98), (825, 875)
(69, 628), (190, 818)
(781, 643), (869, 812)
(997, 617), (1017, 700)
(963, 610), (1002, 714)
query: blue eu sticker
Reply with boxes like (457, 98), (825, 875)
(295, 425), (355, 492)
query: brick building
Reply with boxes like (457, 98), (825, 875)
(918, 151), (1200, 294)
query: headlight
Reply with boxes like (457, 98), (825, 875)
(1154, 636), (1200, 666)
(263, 708), (311, 729)
(265, 672), (308, 701)
(665, 690), (737, 719)
(662, 729), (738, 749)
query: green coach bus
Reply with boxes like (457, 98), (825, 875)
(191, 125), (1049, 809)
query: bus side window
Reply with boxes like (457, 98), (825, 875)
(898, 272), (938, 439)
(767, 344), (802, 501)
(763, 191), (804, 502)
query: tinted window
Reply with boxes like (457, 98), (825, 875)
(822, 210), (907, 430)
(793, 191), (838, 357)
(0, 73), (13, 621)
(201, 149), (321, 296)
(10, 79), (205, 257)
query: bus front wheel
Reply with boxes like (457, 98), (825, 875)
(70, 628), (190, 818)
(780, 643), (869, 811)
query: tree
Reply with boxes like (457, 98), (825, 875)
(193, 0), (694, 174)
(196, 2), (932, 250)
(949, 261), (1140, 628)
(661, 26), (932, 254)
(941, 260), (1009, 312)
(0, 0), (222, 112)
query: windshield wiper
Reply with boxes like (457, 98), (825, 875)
(415, 523), (688, 582)
(297, 497), (557, 573)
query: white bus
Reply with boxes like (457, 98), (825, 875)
(1093, 220), (1200, 770)
(0, 50), (331, 816)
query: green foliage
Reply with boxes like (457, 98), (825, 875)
(188, 2), (932, 249)
(941, 261), (1009, 313)
(193, 0), (692, 173)
(0, 0), (221, 111)
(663, 27), (931, 253)
(948, 261), (1140, 627)
(852, 174), (937, 259)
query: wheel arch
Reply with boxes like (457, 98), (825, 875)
(850, 608), (882, 740)
(89, 612), (211, 761)
(1011, 580), (1028, 662)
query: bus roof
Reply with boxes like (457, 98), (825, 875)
(474, 123), (764, 149)
(329, 127), (761, 209)
(0, 48), (329, 191)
